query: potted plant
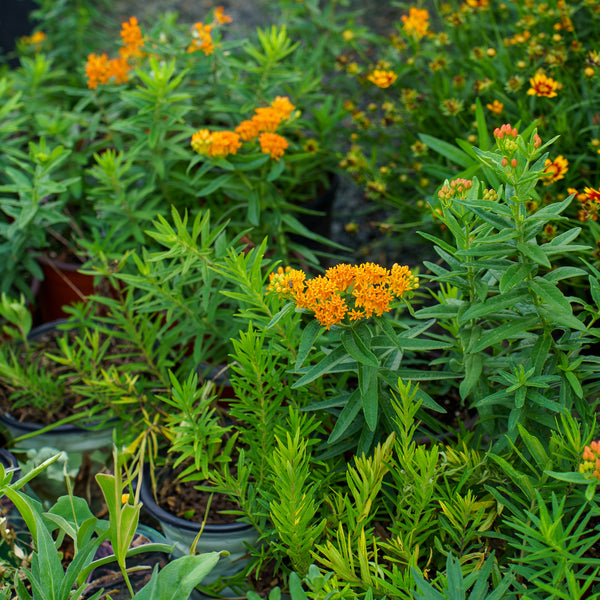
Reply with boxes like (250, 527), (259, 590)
(0, 449), (224, 599)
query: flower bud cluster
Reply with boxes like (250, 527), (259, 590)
(483, 188), (499, 201)
(438, 178), (473, 202)
(494, 123), (519, 156)
(580, 440), (600, 481)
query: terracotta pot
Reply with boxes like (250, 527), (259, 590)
(35, 255), (96, 323)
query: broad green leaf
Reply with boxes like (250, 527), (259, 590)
(459, 353), (483, 400)
(134, 552), (222, 600)
(341, 328), (378, 368)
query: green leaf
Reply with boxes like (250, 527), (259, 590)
(133, 552), (222, 600)
(247, 190), (260, 226)
(458, 288), (529, 324)
(266, 302), (296, 330)
(459, 353), (483, 400)
(292, 345), (348, 388)
(359, 364), (378, 431)
(499, 263), (535, 293)
(328, 389), (362, 444)
(294, 319), (321, 371)
(419, 133), (473, 168)
(471, 316), (539, 353)
(340, 328), (378, 368)
(195, 173), (232, 196)
(544, 470), (591, 484)
(528, 276), (571, 314)
(516, 240), (551, 268)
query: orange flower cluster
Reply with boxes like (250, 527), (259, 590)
(527, 72), (559, 98)
(573, 186), (600, 221)
(85, 53), (131, 89)
(85, 17), (144, 89)
(191, 129), (242, 157)
(192, 96), (295, 160)
(543, 155), (568, 185)
(21, 31), (46, 47)
(580, 440), (600, 481)
(268, 262), (419, 330)
(401, 7), (430, 40)
(259, 132), (289, 161)
(187, 22), (214, 55)
(120, 16), (144, 59)
(367, 69), (398, 89)
(187, 7), (232, 54)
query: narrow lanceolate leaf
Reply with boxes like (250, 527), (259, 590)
(328, 389), (362, 443)
(292, 345), (348, 388)
(359, 364), (379, 431)
(295, 319), (321, 370)
(528, 276), (572, 314)
(499, 262), (535, 294)
(341, 328), (378, 368)
(471, 316), (539, 353)
(419, 133), (473, 167)
(516, 240), (551, 268)
(458, 287), (529, 324)
(459, 353), (483, 400)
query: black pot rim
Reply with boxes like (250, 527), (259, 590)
(0, 411), (113, 435)
(139, 465), (254, 534)
(0, 447), (19, 472)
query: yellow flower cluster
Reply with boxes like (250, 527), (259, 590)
(401, 7), (430, 40)
(191, 96), (295, 160)
(580, 440), (600, 481)
(268, 262), (418, 330)
(85, 17), (144, 89)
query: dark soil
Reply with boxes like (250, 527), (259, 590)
(154, 465), (241, 525)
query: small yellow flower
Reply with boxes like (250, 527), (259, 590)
(543, 155), (569, 185)
(191, 129), (212, 154)
(486, 100), (504, 115)
(367, 69), (398, 88)
(121, 493), (130, 504)
(527, 72), (559, 98)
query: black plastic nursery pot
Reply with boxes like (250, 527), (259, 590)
(0, 447), (20, 479)
(139, 466), (259, 597)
